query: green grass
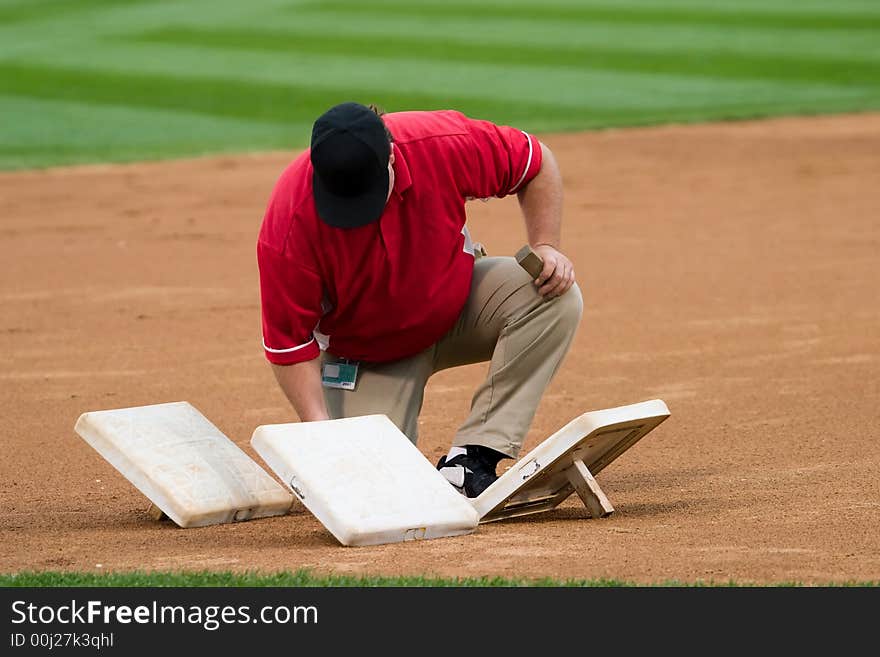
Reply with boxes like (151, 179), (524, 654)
(3, 570), (877, 587)
(2, 570), (628, 587)
(1, 0), (879, 169)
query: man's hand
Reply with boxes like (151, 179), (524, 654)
(532, 243), (576, 298)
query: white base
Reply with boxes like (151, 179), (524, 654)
(251, 415), (480, 546)
(473, 399), (670, 523)
(74, 401), (294, 528)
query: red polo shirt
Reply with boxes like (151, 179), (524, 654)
(257, 110), (543, 365)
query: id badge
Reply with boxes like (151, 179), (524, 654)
(321, 360), (359, 390)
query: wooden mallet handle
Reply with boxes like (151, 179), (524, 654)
(515, 244), (544, 279)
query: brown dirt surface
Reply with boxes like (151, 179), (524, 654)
(2, 114), (878, 585)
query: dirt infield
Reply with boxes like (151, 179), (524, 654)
(2, 114), (878, 584)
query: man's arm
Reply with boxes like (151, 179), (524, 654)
(516, 142), (576, 298)
(271, 359), (330, 422)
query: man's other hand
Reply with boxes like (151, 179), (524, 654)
(532, 244), (576, 298)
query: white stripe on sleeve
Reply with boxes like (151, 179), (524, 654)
(508, 131), (535, 194)
(262, 337), (315, 354)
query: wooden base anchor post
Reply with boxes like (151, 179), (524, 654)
(565, 459), (614, 518)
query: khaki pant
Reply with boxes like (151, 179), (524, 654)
(322, 255), (583, 459)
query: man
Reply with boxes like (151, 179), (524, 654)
(257, 102), (582, 498)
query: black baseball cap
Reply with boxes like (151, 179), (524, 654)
(310, 102), (391, 229)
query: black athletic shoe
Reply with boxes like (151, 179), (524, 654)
(436, 445), (503, 498)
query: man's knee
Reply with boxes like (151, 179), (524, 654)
(553, 282), (584, 331)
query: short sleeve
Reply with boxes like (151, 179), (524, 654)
(456, 117), (543, 200)
(257, 240), (323, 365)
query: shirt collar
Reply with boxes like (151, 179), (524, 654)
(391, 142), (412, 198)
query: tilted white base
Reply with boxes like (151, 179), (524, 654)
(74, 401), (294, 528)
(473, 399), (670, 523)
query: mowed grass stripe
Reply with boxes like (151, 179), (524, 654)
(252, 9), (880, 62)
(0, 62), (591, 127)
(135, 27), (880, 88)
(0, 94), (299, 169)
(297, 0), (880, 31)
(559, 0), (880, 12)
(0, 0), (140, 25)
